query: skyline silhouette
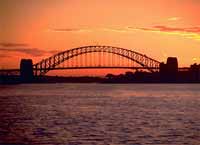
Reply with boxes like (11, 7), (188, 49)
(1, 0), (200, 76)
(0, 45), (199, 84)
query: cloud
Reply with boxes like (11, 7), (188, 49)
(153, 26), (200, 33)
(0, 47), (55, 57)
(192, 57), (200, 62)
(0, 53), (8, 58)
(49, 25), (200, 41)
(50, 28), (91, 33)
(48, 50), (59, 54)
(0, 42), (28, 47)
(102, 27), (131, 33)
(0, 42), (59, 57)
(130, 25), (200, 41)
(167, 17), (181, 21)
(49, 26), (135, 33)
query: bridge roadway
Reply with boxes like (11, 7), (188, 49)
(0, 67), (190, 76)
(0, 66), (158, 75)
(42, 66), (159, 70)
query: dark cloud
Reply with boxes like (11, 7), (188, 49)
(0, 47), (53, 57)
(152, 26), (200, 33)
(0, 42), (29, 47)
(128, 25), (200, 41)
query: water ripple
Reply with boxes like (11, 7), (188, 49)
(0, 84), (200, 144)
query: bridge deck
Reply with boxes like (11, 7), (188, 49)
(46, 66), (159, 70)
(0, 67), (190, 75)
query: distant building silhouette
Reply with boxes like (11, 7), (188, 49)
(20, 59), (34, 82)
(190, 63), (200, 82)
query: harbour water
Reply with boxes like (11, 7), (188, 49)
(0, 84), (200, 145)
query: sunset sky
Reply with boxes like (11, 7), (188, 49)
(0, 0), (200, 76)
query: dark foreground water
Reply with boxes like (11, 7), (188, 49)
(0, 84), (199, 145)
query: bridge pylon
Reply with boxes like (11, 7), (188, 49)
(20, 59), (34, 82)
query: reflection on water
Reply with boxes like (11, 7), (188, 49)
(0, 84), (200, 145)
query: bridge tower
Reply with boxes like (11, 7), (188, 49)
(160, 57), (178, 82)
(20, 59), (34, 82)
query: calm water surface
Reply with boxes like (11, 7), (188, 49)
(0, 84), (199, 145)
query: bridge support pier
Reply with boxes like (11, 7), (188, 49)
(160, 57), (178, 82)
(20, 59), (34, 83)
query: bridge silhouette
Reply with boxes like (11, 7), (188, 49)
(2, 45), (186, 78)
(1, 46), (198, 83)
(33, 45), (161, 76)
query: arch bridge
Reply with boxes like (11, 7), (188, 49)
(33, 45), (161, 76)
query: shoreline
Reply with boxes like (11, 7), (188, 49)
(1, 75), (200, 84)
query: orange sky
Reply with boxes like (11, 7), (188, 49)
(0, 0), (200, 76)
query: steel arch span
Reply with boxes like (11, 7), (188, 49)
(33, 45), (161, 76)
